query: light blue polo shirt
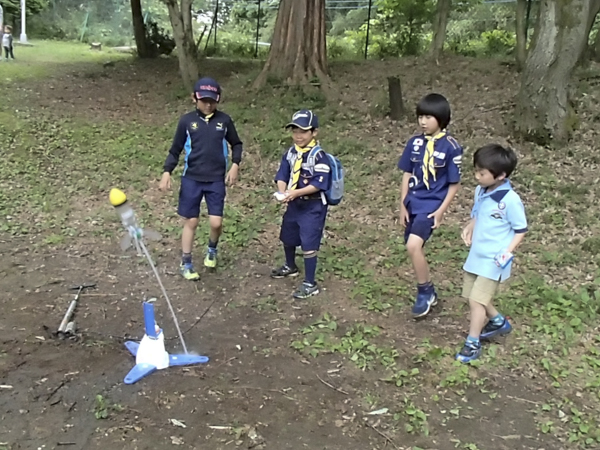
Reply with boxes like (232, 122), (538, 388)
(463, 180), (527, 281)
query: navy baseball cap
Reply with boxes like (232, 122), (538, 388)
(286, 109), (319, 130)
(194, 77), (221, 101)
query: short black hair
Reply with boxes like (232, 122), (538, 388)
(416, 93), (451, 129)
(473, 144), (518, 178)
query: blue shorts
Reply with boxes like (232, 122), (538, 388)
(280, 199), (328, 251)
(404, 213), (435, 243)
(177, 177), (226, 218)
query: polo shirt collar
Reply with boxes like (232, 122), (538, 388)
(480, 180), (512, 202)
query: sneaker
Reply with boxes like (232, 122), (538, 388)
(270, 264), (299, 279)
(293, 282), (319, 299)
(480, 318), (512, 340)
(456, 341), (482, 363)
(204, 247), (217, 268)
(412, 290), (438, 318)
(179, 263), (200, 281)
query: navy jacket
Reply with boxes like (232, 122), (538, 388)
(163, 109), (243, 182)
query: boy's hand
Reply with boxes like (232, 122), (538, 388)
(282, 190), (300, 203)
(226, 164), (239, 186)
(159, 172), (171, 191)
(461, 220), (475, 246)
(399, 206), (409, 227)
(427, 208), (445, 229)
(494, 250), (514, 268)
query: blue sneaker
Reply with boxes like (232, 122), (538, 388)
(480, 318), (512, 340)
(412, 290), (438, 318)
(456, 341), (482, 363)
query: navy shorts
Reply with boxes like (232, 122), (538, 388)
(280, 199), (328, 251)
(177, 177), (226, 218)
(404, 213), (435, 243)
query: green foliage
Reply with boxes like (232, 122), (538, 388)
(446, 2), (518, 57)
(481, 29), (515, 55)
(29, 0), (134, 45)
(145, 19), (175, 56)
(375, 0), (435, 56)
(2, 0), (48, 17)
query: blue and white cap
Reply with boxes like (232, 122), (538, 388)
(286, 109), (319, 130)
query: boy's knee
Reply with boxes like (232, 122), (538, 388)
(405, 237), (424, 256)
(208, 215), (223, 230)
(184, 218), (200, 229)
(303, 250), (318, 258)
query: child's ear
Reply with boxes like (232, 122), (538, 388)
(190, 93), (196, 103)
(497, 172), (507, 181)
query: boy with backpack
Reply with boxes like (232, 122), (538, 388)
(270, 109), (343, 299)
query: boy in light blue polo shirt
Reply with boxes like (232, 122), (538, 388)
(457, 144), (527, 363)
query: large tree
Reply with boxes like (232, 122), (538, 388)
(162, 0), (199, 90)
(430, 0), (451, 60)
(514, 0), (594, 144)
(253, 0), (328, 88)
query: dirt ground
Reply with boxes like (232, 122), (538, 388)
(1, 51), (594, 450)
(0, 235), (556, 450)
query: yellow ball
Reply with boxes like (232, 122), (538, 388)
(109, 188), (127, 206)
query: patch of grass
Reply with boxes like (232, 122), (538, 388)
(0, 40), (132, 84)
(93, 394), (123, 420)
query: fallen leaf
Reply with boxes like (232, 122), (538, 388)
(170, 436), (184, 445)
(170, 418), (186, 428)
(366, 407), (388, 415)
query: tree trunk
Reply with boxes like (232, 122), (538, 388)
(388, 76), (405, 120)
(515, 0), (527, 70)
(163, 0), (199, 91)
(581, 0), (600, 61)
(430, 0), (451, 60)
(514, 0), (592, 145)
(131, 0), (151, 58)
(253, 0), (328, 88)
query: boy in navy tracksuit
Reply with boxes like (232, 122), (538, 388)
(159, 77), (243, 280)
(398, 93), (463, 317)
(271, 110), (330, 299)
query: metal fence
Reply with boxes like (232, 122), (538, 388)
(24, 0), (538, 59)
(197, 0), (538, 59)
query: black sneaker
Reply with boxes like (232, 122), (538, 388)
(270, 264), (299, 279)
(293, 282), (319, 299)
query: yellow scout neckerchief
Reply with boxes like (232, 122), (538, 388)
(422, 131), (446, 189)
(290, 139), (317, 190)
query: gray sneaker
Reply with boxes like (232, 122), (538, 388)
(293, 282), (319, 299)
